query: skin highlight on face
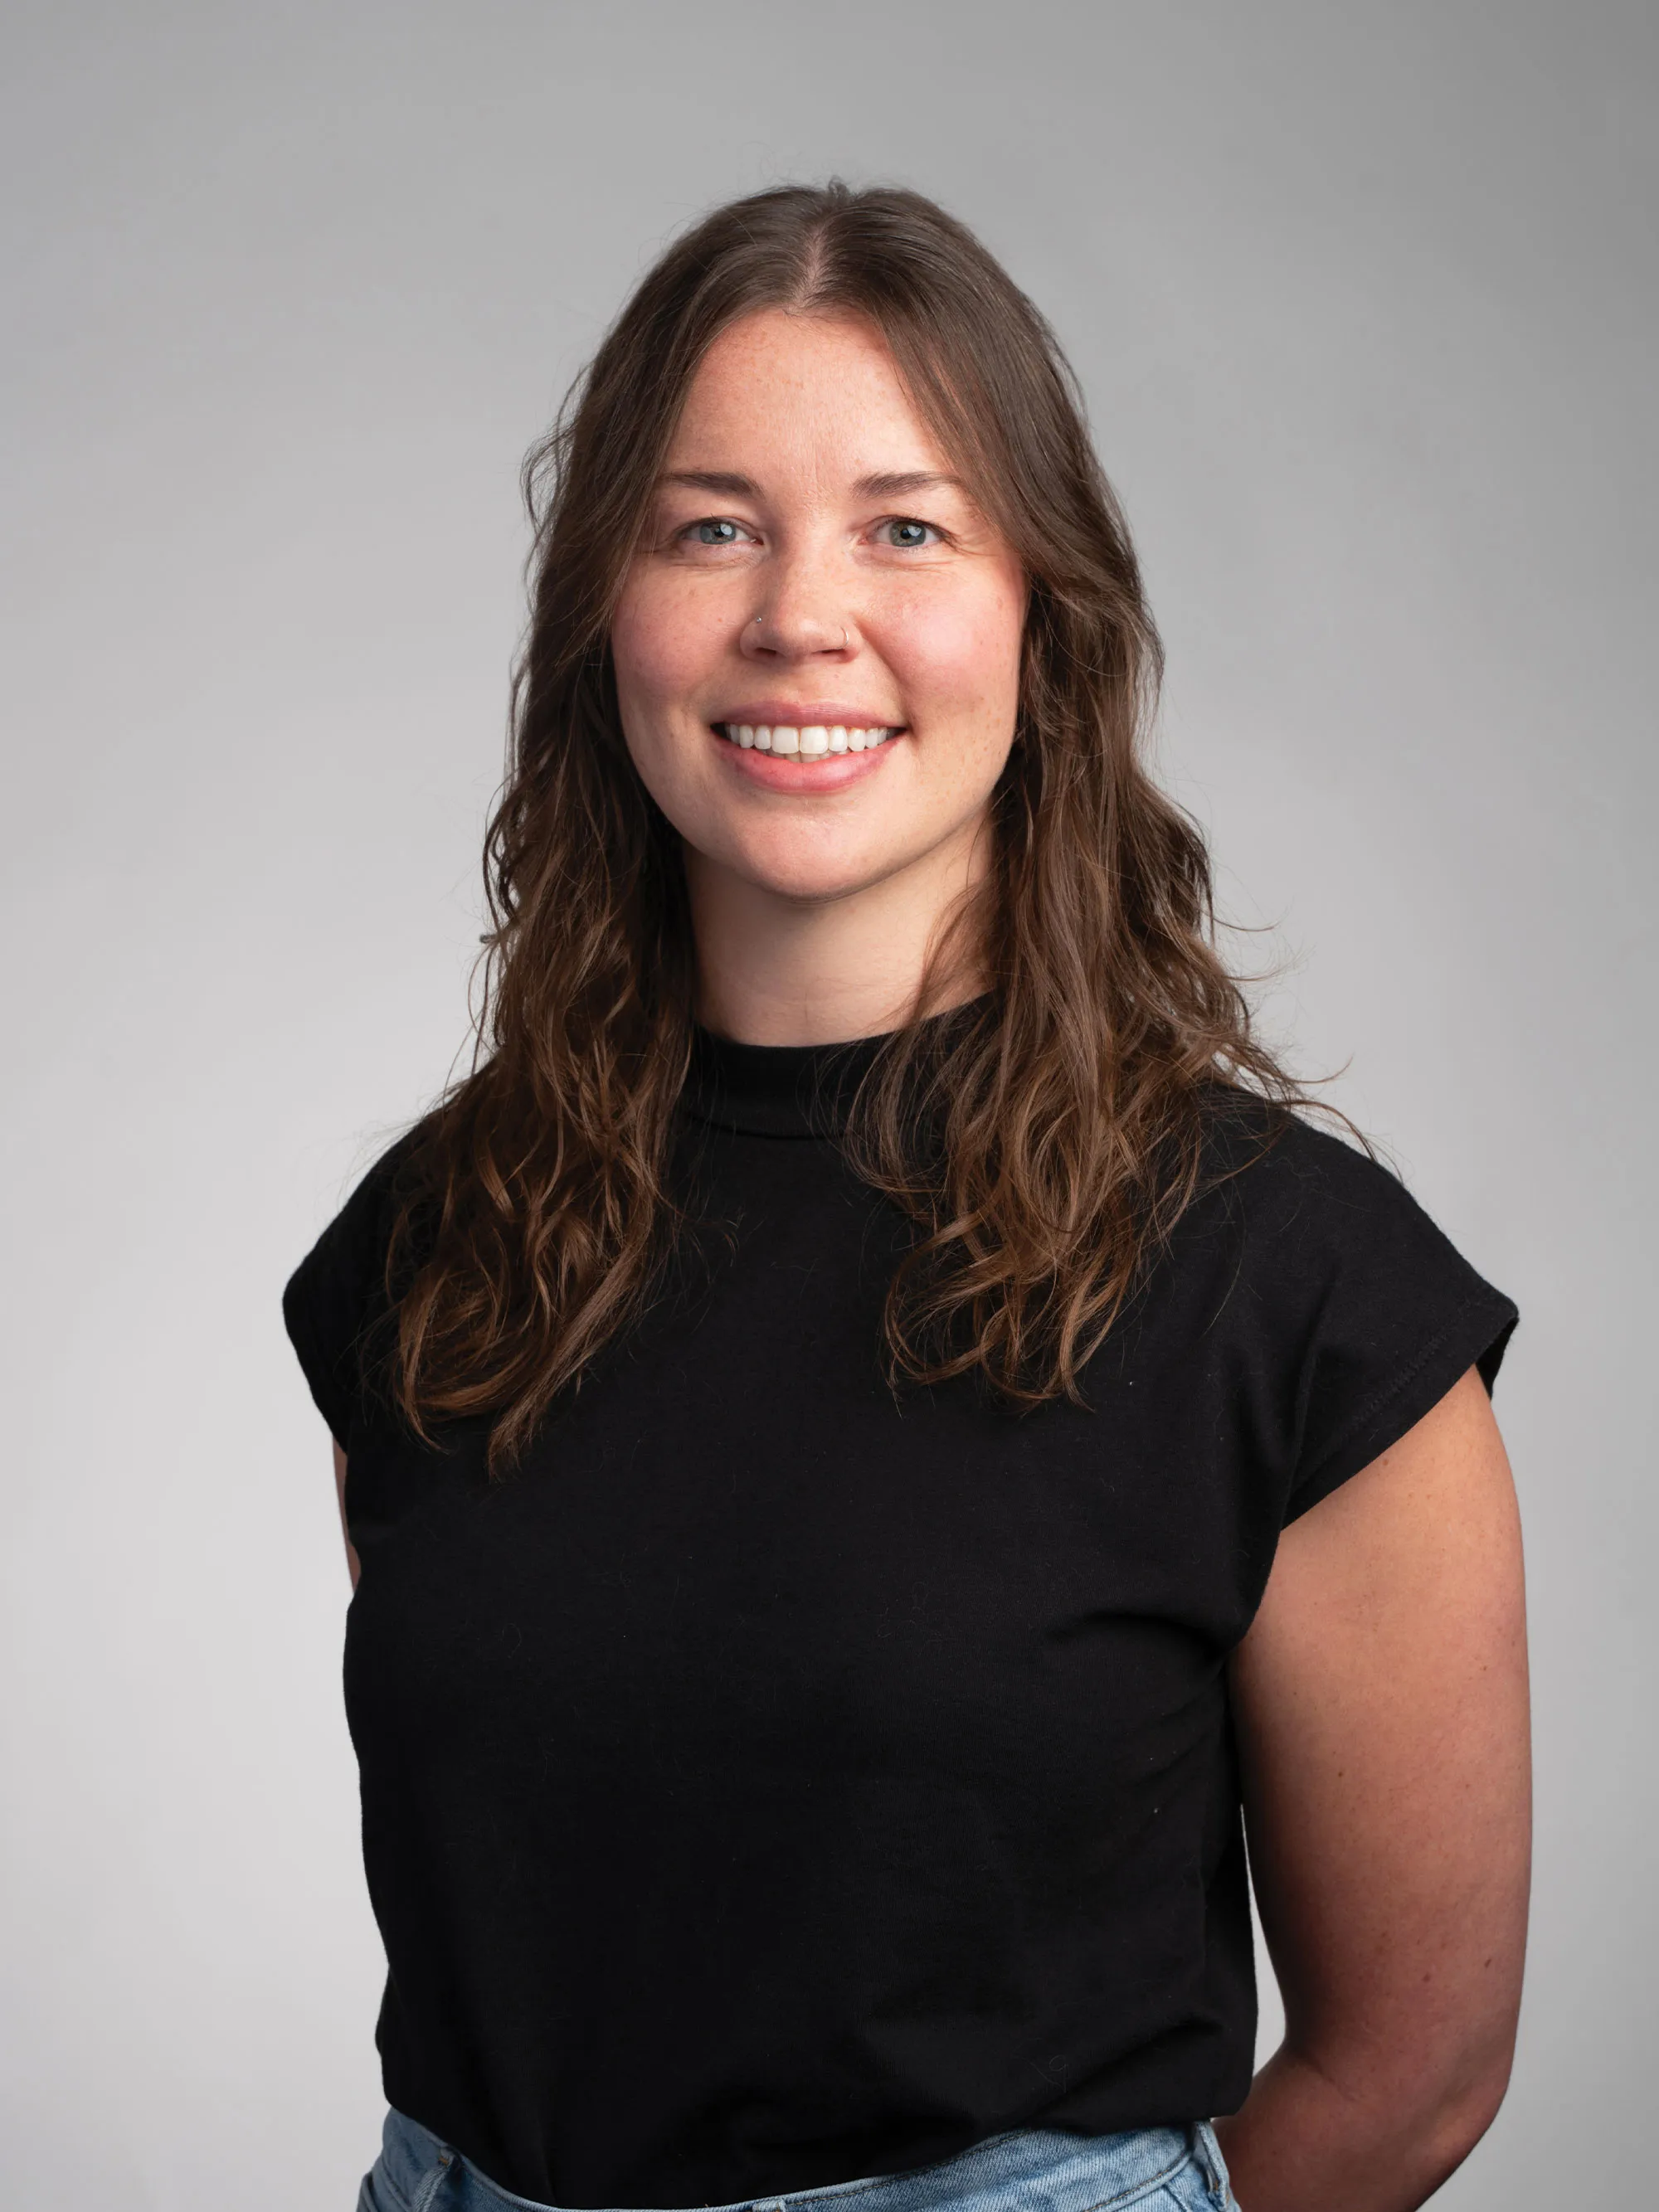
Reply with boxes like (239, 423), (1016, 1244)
(610, 309), (1026, 1044)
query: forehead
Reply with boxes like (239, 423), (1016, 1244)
(667, 309), (951, 476)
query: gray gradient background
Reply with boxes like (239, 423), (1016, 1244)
(2, 3), (1653, 2205)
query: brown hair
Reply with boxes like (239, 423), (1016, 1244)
(386, 181), (1303, 1468)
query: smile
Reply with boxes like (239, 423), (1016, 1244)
(718, 722), (898, 756)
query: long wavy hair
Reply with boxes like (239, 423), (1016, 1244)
(385, 181), (1303, 1470)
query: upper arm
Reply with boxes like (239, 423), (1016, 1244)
(333, 1439), (361, 1592)
(1229, 1367), (1530, 2106)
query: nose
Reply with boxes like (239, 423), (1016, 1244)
(741, 547), (856, 662)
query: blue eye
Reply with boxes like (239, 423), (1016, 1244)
(883, 519), (936, 548)
(693, 519), (743, 545)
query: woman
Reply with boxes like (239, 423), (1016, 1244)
(285, 184), (1528, 2212)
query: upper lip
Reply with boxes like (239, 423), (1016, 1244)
(709, 703), (902, 728)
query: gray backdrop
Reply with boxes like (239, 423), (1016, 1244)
(2, 3), (1652, 2205)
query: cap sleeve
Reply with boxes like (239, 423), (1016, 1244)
(282, 1135), (414, 1451)
(1263, 1120), (1518, 1524)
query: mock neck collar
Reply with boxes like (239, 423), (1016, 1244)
(684, 1026), (887, 1139)
(684, 997), (992, 1139)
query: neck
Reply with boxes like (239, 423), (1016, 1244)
(686, 825), (990, 1047)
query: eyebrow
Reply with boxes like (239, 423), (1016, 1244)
(661, 469), (757, 496)
(659, 468), (967, 500)
(855, 470), (966, 498)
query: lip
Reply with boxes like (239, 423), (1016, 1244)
(710, 723), (899, 793)
(705, 705), (907, 793)
(709, 702), (904, 733)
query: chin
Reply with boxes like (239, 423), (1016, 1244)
(738, 857), (888, 906)
(706, 824), (901, 907)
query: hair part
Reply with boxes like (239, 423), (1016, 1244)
(384, 180), (1310, 1469)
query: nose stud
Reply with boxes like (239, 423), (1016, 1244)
(747, 618), (852, 649)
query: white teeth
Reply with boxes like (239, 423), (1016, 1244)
(724, 722), (896, 754)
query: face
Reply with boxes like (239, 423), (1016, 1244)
(611, 310), (1026, 914)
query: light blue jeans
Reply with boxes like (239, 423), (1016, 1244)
(358, 2105), (1237, 2212)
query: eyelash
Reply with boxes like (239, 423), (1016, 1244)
(876, 518), (941, 549)
(675, 516), (945, 551)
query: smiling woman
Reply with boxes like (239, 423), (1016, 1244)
(283, 184), (1527, 2212)
(611, 309), (1026, 1032)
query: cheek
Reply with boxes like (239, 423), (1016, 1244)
(611, 574), (718, 724)
(882, 579), (1024, 737)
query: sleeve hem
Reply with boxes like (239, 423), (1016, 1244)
(281, 1271), (355, 1453)
(1284, 1289), (1518, 1525)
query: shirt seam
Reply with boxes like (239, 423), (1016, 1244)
(1290, 1284), (1511, 1505)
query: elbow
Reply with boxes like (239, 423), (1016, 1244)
(1365, 2010), (1520, 2195)
(1275, 2004), (1521, 2194)
(1420, 2031), (1518, 2179)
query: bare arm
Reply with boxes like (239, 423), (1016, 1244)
(1214, 1368), (1530, 2211)
(333, 1439), (361, 1592)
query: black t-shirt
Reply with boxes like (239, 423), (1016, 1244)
(283, 1026), (1516, 2209)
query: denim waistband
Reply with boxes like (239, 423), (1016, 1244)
(362, 2105), (1235, 2212)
